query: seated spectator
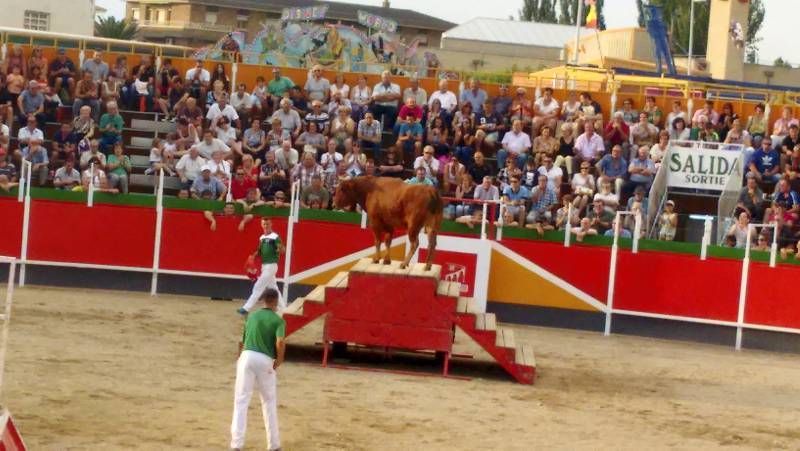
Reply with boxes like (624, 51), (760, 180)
(670, 117), (690, 141)
(692, 100), (719, 127)
(146, 137), (175, 176)
(79, 157), (118, 193)
(665, 100), (686, 135)
(724, 116), (750, 145)
(230, 83), (253, 123)
(626, 185), (649, 217)
(176, 146), (206, 189)
(658, 200), (678, 241)
(205, 202), (252, 232)
(747, 137), (781, 183)
(320, 139), (344, 188)
(498, 157), (522, 191)
(629, 112), (658, 158)
(604, 219), (633, 239)
(213, 116), (241, 159)
(442, 152), (465, 194)
(615, 98), (638, 127)
(250, 76), (270, 115)
(594, 179), (620, 210)
(191, 165), (227, 200)
(370, 71), (401, 131)
(574, 122), (605, 167)
(242, 118), (267, 165)
(258, 152), (286, 193)
(343, 140), (367, 178)
(350, 74), (371, 121)
(780, 124), (799, 165)
(444, 174), (475, 219)
(330, 106), (356, 146)
(0, 148), (18, 192)
(288, 86), (309, 117)
(624, 147), (656, 197)
(79, 139), (107, 170)
(554, 194), (579, 231)
(185, 59), (211, 100)
(597, 144), (628, 194)
(571, 217), (597, 242)
(275, 140), (299, 172)
(376, 145), (404, 180)
(603, 112), (630, 155)
(17, 114), (44, 148)
(99, 101), (124, 153)
(20, 137), (49, 186)
(532, 125), (558, 167)
(405, 166), (434, 186)
(691, 115), (720, 142)
(452, 112), (476, 164)
(357, 112), (382, 161)
(106, 143), (131, 194)
(572, 160), (596, 212)
(509, 88), (533, 129)
(474, 175), (500, 205)
(396, 113), (424, 159)
(429, 79), (458, 123)
(73, 70), (100, 121)
(327, 90), (351, 118)
(642, 96), (663, 128)
(753, 234), (771, 252)
(304, 65), (330, 104)
(395, 97), (424, 135)
(296, 121), (326, 156)
(52, 122), (79, 159)
(468, 151), (495, 185)
(49, 48), (77, 98)
(305, 100), (330, 136)
(577, 92), (603, 129)
(265, 189), (290, 208)
(649, 130), (670, 168)
(266, 118), (290, 155)
(206, 94), (240, 130)
(130, 55), (156, 111)
(177, 97), (204, 131)
(460, 78), (488, 114)
(727, 211), (752, 248)
(537, 156), (563, 192)
(237, 187), (266, 213)
(210, 62), (230, 93)
(240, 153), (259, 182)
(735, 174), (764, 220)
(413, 145), (440, 185)
(195, 129), (231, 160)
(770, 179), (800, 220)
(291, 150), (324, 192)
(498, 119), (531, 169)
(556, 123), (575, 177)
(772, 106), (798, 145)
(156, 76), (187, 121)
(532, 87), (561, 135)
(526, 174), (558, 234)
(17, 81), (46, 127)
(300, 175), (330, 209)
(746, 103), (768, 139)
(478, 99), (506, 147)
(586, 199), (614, 235)
(207, 149), (232, 183)
(501, 176), (529, 225)
(267, 67), (295, 106)
(72, 105), (96, 143)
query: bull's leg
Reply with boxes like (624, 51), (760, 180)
(425, 230), (438, 271)
(401, 227), (422, 269)
(373, 232), (383, 264)
(382, 230), (392, 265)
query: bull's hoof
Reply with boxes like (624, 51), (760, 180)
(371, 258), (380, 264)
(382, 259), (391, 265)
(399, 263), (408, 269)
(424, 264), (432, 271)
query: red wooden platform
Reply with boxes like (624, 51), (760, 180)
(283, 259), (536, 384)
(0, 410), (26, 451)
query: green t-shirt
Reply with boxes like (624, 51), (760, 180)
(106, 154), (130, 176)
(242, 308), (285, 359)
(99, 113), (124, 138)
(268, 76), (294, 97)
(258, 232), (281, 264)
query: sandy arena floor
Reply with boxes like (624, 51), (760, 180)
(2, 285), (800, 450)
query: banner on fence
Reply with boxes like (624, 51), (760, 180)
(666, 142), (744, 191)
(281, 6), (328, 22)
(357, 10), (398, 33)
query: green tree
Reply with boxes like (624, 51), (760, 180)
(519, 0), (558, 23)
(773, 57), (792, 69)
(94, 16), (139, 40)
(635, 0), (764, 58)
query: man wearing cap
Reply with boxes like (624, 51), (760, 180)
(304, 65), (330, 104)
(304, 100), (330, 136)
(49, 48), (76, 97)
(176, 146), (207, 189)
(185, 60), (211, 100)
(371, 71), (401, 131)
(81, 51), (109, 83)
(271, 99), (303, 140)
(402, 76), (427, 107)
(53, 157), (81, 190)
(191, 164), (227, 200)
(267, 67), (294, 105)
(17, 81), (46, 127)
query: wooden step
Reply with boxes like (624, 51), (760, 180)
(325, 272), (349, 289)
(514, 344), (536, 368)
(495, 327), (515, 349)
(305, 285), (326, 302)
(284, 297), (306, 315)
(456, 297), (479, 314)
(437, 280), (461, 298)
(474, 313), (497, 331)
(409, 262), (442, 279)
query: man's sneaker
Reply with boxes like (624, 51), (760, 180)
(237, 307), (248, 316)
(144, 167), (154, 175)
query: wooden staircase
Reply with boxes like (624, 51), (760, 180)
(283, 258), (537, 384)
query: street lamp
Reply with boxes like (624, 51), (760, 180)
(688, 0), (706, 76)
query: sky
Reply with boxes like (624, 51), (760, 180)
(95, 0), (799, 66)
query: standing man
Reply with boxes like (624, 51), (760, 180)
(240, 218), (285, 314)
(230, 288), (285, 451)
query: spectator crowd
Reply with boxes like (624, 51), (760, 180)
(0, 46), (798, 257)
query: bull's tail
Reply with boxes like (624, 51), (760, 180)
(424, 189), (443, 233)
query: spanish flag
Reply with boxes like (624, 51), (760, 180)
(585, 0), (598, 29)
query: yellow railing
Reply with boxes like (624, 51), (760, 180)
(138, 20), (233, 34)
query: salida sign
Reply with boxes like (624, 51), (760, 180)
(666, 143), (743, 191)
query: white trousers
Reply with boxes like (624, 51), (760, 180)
(243, 263), (285, 313)
(230, 350), (280, 450)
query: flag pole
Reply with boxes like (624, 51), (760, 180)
(572, 0), (586, 65)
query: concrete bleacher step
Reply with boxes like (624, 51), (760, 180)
(130, 118), (176, 134)
(514, 344), (536, 368)
(474, 313), (497, 331)
(130, 155), (150, 169)
(129, 174), (182, 192)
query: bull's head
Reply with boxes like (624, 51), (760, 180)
(333, 179), (358, 211)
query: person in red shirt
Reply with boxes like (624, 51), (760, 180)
(230, 166), (257, 200)
(604, 111), (630, 150)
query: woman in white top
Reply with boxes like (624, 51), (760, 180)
(442, 153), (465, 194)
(593, 180), (619, 209)
(726, 211), (751, 248)
(320, 138), (343, 189)
(658, 201), (678, 241)
(343, 140), (367, 177)
(665, 100), (685, 134)
(571, 161), (596, 212)
(649, 130), (670, 169)
(669, 117), (690, 141)
(561, 91), (581, 123)
(330, 73), (350, 100)
(349, 74), (371, 121)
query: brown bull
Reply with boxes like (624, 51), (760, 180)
(334, 176), (443, 270)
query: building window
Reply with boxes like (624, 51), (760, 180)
(205, 6), (218, 24)
(236, 9), (249, 29)
(131, 8), (140, 21)
(23, 10), (50, 31)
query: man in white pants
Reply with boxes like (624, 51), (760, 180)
(239, 218), (285, 315)
(231, 288), (285, 451)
